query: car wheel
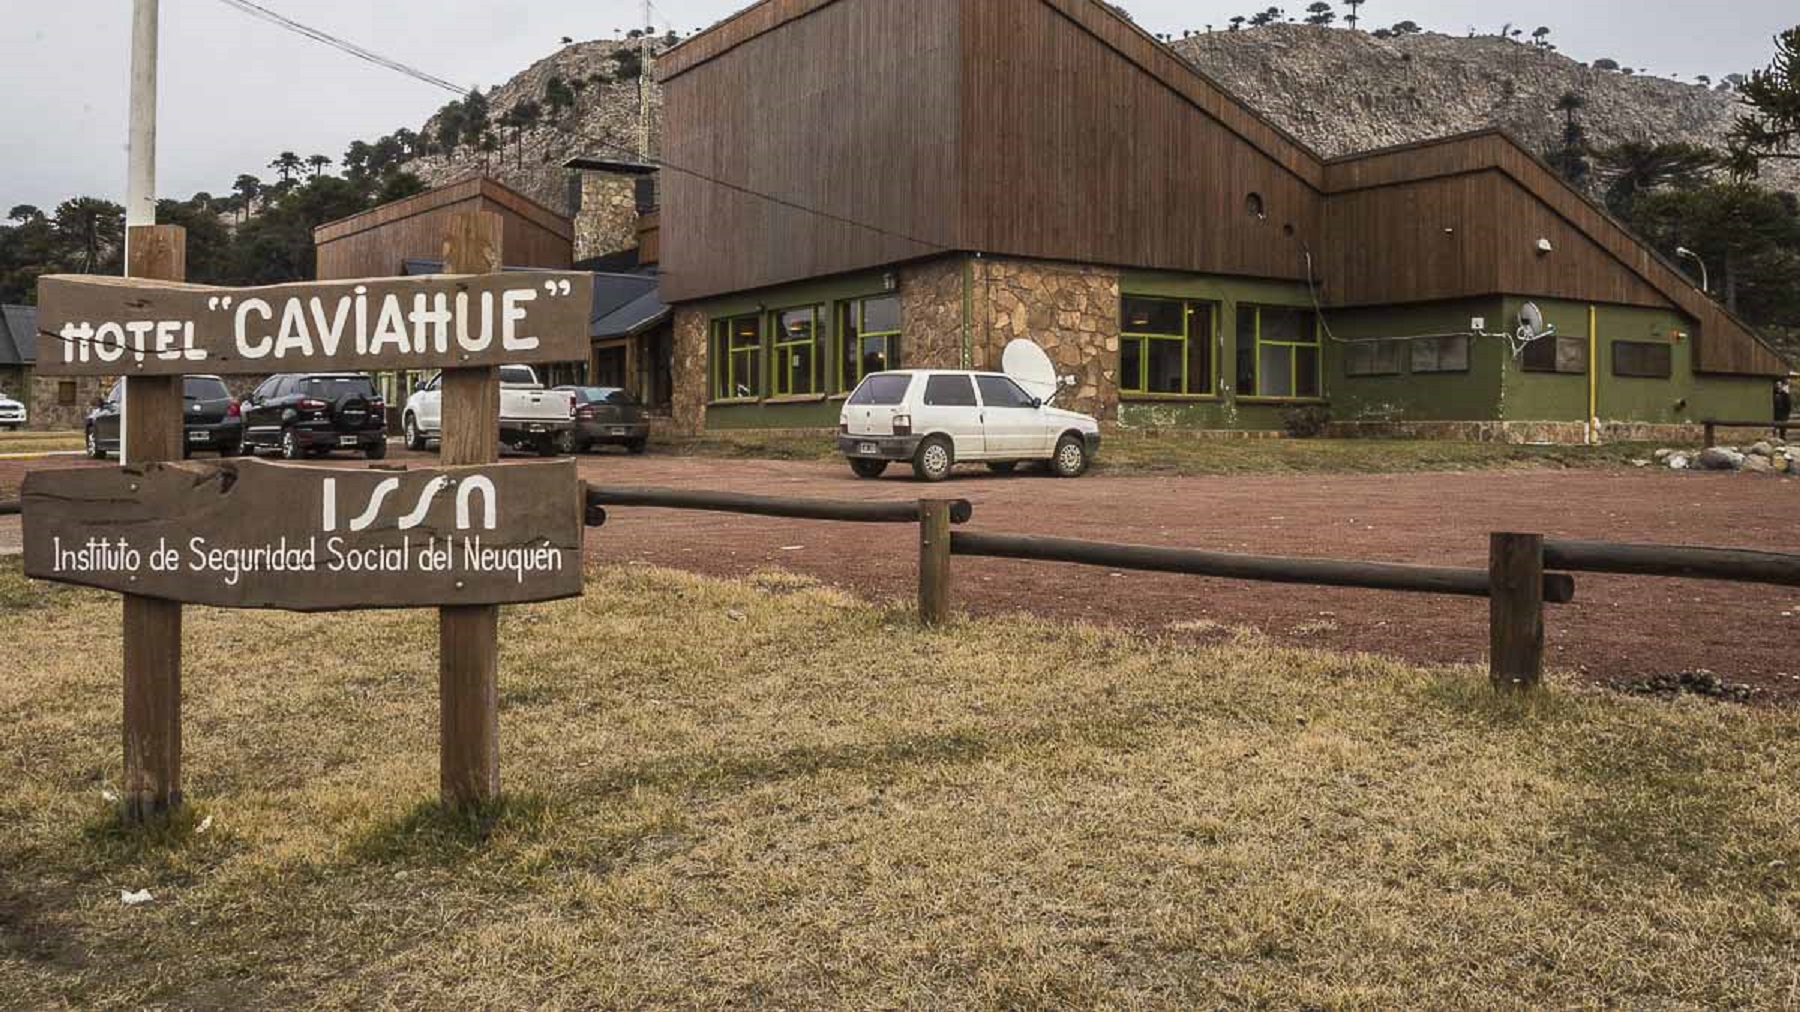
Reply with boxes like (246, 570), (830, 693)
(280, 429), (303, 460)
(553, 429), (579, 455)
(1051, 434), (1088, 478)
(849, 458), (889, 479)
(86, 427), (104, 460)
(626, 438), (648, 455)
(986, 461), (1019, 475)
(912, 436), (954, 482)
(365, 439), (388, 460)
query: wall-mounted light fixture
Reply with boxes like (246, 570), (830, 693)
(1535, 238), (1554, 254)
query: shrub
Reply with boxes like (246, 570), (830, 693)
(1282, 405), (1332, 438)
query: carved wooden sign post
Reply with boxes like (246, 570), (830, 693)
(29, 213), (594, 820)
(22, 459), (584, 610)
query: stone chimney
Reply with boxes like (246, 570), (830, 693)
(564, 156), (658, 263)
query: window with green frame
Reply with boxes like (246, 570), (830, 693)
(771, 305), (825, 396)
(1120, 295), (1214, 395)
(710, 315), (762, 400)
(839, 295), (901, 390)
(1234, 305), (1320, 398)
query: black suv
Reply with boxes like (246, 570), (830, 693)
(241, 373), (388, 460)
(85, 375), (242, 459)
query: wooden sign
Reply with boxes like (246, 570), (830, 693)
(33, 272), (594, 376)
(22, 458), (584, 610)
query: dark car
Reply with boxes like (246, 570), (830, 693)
(552, 386), (650, 454)
(240, 373), (388, 460)
(85, 375), (242, 459)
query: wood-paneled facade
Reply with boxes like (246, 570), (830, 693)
(657, 0), (1787, 431)
(313, 176), (574, 281)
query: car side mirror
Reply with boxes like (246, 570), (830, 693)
(1031, 397), (1043, 409)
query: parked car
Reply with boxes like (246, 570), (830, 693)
(85, 375), (243, 459)
(0, 392), (24, 430)
(838, 342), (1101, 482)
(240, 372), (387, 460)
(403, 364), (576, 456)
(552, 385), (650, 454)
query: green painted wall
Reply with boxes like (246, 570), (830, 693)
(1325, 299), (1506, 423)
(1116, 270), (1323, 430)
(695, 269), (896, 431)
(1496, 297), (1771, 424)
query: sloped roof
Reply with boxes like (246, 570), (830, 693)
(0, 304), (36, 366)
(401, 262), (666, 340)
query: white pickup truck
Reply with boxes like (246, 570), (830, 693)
(402, 364), (577, 456)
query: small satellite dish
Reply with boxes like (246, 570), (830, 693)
(1002, 339), (1059, 402)
(1518, 302), (1549, 340)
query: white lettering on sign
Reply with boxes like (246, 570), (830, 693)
(322, 476), (498, 533)
(53, 277), (580, 367)
(48, 532), (562, 589)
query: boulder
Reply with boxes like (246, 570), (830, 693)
(1668, 453), (1690, 470)
(1653, 448), (1677, 460)
(1744, 454), (1774, 473)
(1749, 441), (1775, 457)
(1698, 447), (1745, 471)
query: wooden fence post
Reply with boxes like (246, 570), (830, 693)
(120, 223), (187, 822)
(439, 210), (504, 808)
(918, 500), (952, 625)
(1703, 421), (1717, 449)
(1489, 532), (1545, 692)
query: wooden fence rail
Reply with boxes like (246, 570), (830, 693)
(948, 531), (1576, 602)
(584, 486), (972, 525)
(1544, 539), (1800, 587)
(1702, 419), (1793, 448)
(0, 499), (18, 517)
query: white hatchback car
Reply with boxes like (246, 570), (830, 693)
(837, 342), (1101, 481)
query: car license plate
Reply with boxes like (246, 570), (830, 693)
(339, 435), (359, 447)
(858, 442), (878, 455)
(611, 426), (629, 436)
(187, 431), (208, 443)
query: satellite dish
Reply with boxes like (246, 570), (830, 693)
(1518, 302), (1551, 340)
(1002, 339), (1059, 402)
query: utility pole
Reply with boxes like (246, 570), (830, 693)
(638, 0), (651, 158)
(127, 0), (158, 253)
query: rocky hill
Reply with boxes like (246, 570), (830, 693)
(1172, 25), (1795, 193)
(395, 38), (668, 215)
(388, 22), (1792, 217)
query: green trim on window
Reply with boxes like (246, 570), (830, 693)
(1120, 294), (1217, 397)
(1238, 305), (1322, 399)
(838, 295), (902, 393)
(710, 314), (763, 401)
(771, 304), (824, 397)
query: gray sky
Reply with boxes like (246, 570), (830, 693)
(2, 1), (1794, 212)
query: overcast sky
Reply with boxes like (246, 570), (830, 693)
(2, 1), (1794, 212)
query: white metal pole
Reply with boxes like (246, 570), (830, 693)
(123, 0), (159, 460)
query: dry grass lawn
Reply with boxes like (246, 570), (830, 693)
(0, 430), (84, 456)
(1, 559), (1795, 1008)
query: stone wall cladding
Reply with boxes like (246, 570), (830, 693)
(574, 173), (641, 261)
(1328, 419), (1708, 445)
(31, 374), (106, 431)
(975, 258), (1121, 420)
(670, 306), (709, 434)
(898, 257), (969, 371)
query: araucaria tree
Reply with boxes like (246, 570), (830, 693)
(1305, 2), (1335, 26)
(1546, 91), (1591, 187)
(1728, 26), (1800, 176)
(1344, 0), (1364, 30)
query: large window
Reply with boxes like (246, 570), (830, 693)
(772, 306), (824, 396)
(1236, 306), (1320, 399)
(711, 316), (762, 400)
(840, 295), (901, 391)
(1410, 335), (1471, 374)
(1522, 335), (1588, 374)
(1613, 341), (1673, 378)
(1120, 296), (1214, 395)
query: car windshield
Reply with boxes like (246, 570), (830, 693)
(300, 376), (375, 399)
(572, 387), (636, 405)
(183, 377), (230, 400)
(848, 373), (912, 406)
(499, 366), (538, 386)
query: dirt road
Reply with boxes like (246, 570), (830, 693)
(5, 448), (1796, 701)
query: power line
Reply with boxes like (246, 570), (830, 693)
(213, 0), (467, 95)
(215, 0), (946, 252)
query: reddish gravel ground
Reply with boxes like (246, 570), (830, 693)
(5, 447), (1798, 703)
